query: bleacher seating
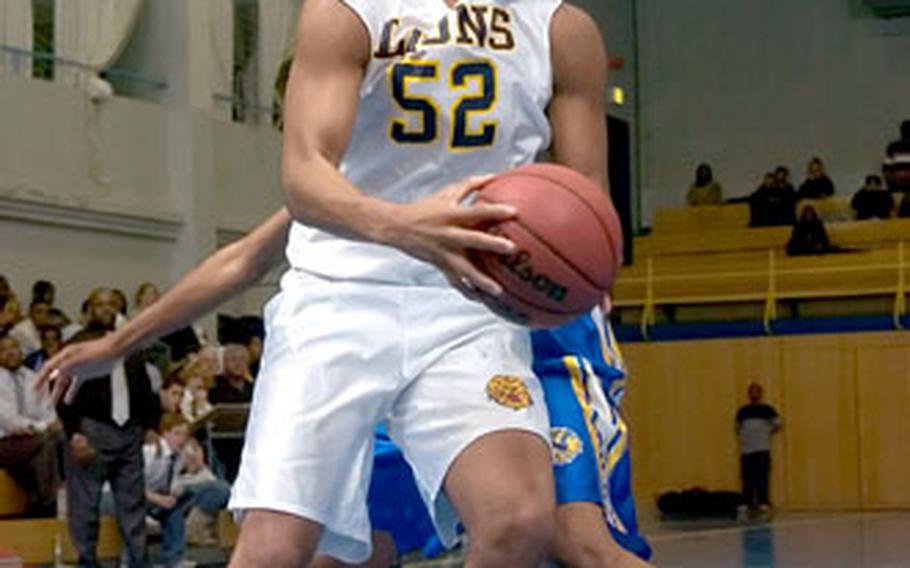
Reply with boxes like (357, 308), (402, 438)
(651, 204), (751, 234)
(615, 247), (903, 307)
(614, 204), (910, 321)
(636, 217), (910, 258)
(0, 471), (27, 517)
(0, 516), (122, 564)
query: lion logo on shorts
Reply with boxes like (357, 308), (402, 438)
(551, 427), (583, 466)
(486, 375), (533, 410)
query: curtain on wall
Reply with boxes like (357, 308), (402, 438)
(0, 1), (33, 77)
(209, 0), (235, 118)
(54, 0), (143, 87)
(258, 0), (301, 117)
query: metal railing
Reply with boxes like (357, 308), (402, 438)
(0, 45), (168, 91)
(616, 243), (910, 338)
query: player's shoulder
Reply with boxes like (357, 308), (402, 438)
(550, 3), (605, 86)
(551, 3), (602, 42)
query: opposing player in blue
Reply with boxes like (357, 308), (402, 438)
(535, 307), (652, 566)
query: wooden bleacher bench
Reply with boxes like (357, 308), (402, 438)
(652, 204), (751, 234)
(0, 516), (121, 564)
(0, 470), (27, 518)
(636, 218), (910, 258)
(614, 247), (905, 308)
(650, 198), (855, 236)
(218, 510), (239, 549)
(614, 203), (910, 321)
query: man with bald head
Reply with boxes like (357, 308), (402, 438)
(56, 288), (159, 567)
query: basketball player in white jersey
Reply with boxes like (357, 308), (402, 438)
(43, 1), (612, 566)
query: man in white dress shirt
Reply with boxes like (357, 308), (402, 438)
(9, 300), (51, 357)
(0, 334), (60, 516)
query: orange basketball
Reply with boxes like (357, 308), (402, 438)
(471, 163), (624, 328)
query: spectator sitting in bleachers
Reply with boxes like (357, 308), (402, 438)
(158, 374), (185, 415)
(144, 413), (194, 567)
(9, 300), (51, 357)
(133, 282), (160, 316)
(851, 175), (893, 220)
(24, 325), (63, 372)
(796, 157), (836, 201)
(32, 280), (57, 308)
(209, 344), (253, 404)
(773, 166), (795, 194)
(0, 295), (21, 337)
(787, 205), (833, 256)
(686, 163), (724, 206)
(209, 344), (252, 481)
(884, 119), (910, 192)
(31, 280), (55, 308)
(898, 192), (910, 218)
(750, 172), (797, 227)
(0, 335), (60, 517)
(0, 276), (10, 297)
(179, 359), (214, 423)
(175, 438), (231, 547)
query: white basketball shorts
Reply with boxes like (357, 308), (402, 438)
(229, 270), (550, 563)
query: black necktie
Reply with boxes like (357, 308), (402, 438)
(165, 453), (178, 494)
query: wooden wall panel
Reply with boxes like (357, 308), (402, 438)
(780, 340), (861, 508)
(621, 332), (910, 514)
(623, 338), (782, 512)
(856, 345), (910, 507)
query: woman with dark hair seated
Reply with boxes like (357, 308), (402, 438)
(851, 175), (893, 220)
(796, 157), (835, 200)
(787, 206), (832, 256)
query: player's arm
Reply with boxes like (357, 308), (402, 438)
(549, 6), (616, 310)
(548, 5), (608, 189)
(281, 0), (515, 296)
(36, 208), (292, 402)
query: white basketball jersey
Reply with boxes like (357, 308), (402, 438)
(285, 0), (563, 285)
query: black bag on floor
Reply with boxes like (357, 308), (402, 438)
(657, 487), (743, 518)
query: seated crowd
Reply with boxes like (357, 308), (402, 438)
(683, 119), (910, 256)
(0, 277), (262, 565)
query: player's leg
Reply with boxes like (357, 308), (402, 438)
(311, 531), (397, 568)
(539, 351), (652, 568)
(391, 291), (556, 568)
(228, 279), (402, 566)
(444, 430), (556, 567)
(555, 503), (651, 568)
(230, 511), (323, 567)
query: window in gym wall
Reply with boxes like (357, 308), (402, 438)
(32, 0), (53, 79)
(233, 0), (259, 123)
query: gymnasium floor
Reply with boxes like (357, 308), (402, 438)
(160, 512), (910, 567)
(400, 512), (910, 567)
(646, 512), (910, 567)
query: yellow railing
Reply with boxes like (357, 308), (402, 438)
(617, 242), (910, 334)
(896, 242), (907, 330)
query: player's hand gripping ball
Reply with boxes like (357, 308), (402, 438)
(470, 163), (623, 328)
